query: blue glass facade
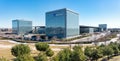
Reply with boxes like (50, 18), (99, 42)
(66, 10), (79, 37)
(80, 26), (101, 34)
(12, 20), (32, 35)
(46, 8), (79, 39)
(33, 26), (45, 34)
(99, 24), (107, 31)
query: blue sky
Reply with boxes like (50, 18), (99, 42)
(0, 0), (120, 28)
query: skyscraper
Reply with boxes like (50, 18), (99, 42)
(12, 19), (32, 35)
(46, 8), (79, 39)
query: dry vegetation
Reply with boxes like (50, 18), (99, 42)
(0, 48), (14, 61)
(0, 39), (66, 60)
(1, 37), (120, 61)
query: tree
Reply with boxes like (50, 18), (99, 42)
(14, 54), (35, 61)
(109, 43), (120, 55)
(36, 53), (48, 61)
(85, 46), (103, 61)
(118, 44), (120, 51)
(84, 47), (93, 60)
(46, 48), (54, 57)
(52, 56), (59, 61)
(71, 46), (86, 61)
(112, 45), (119, 55)
(91, 48), (103, 61)
(102, 46), (114, 59)
(11, 44), (30, 57)
(35, 42), (49, 51)
(55, 48), (72, 61)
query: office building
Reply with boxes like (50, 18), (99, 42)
(46, 8), (79, 39)
(108, 28), (120, 32)
(32, 26), (45, 34)
(12, 20), (32, 35)
(99, 24), (107, 31)
(80, 25), (100, 34)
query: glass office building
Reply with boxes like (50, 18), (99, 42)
(46, 8), (79, 39)
(12, 20), (32, 35)
(32, 26), (45, 34)
(80, 26), (94, 34)
(80, 25), (101, 34)
(99, 24), (107, 31)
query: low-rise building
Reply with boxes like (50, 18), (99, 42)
(32, 26), (45, 34)
(108, 28), (120, 32)
(80, 25), (101, 34)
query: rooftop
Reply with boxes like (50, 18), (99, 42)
(46, 8), (79, 15)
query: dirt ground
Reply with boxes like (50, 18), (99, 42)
(0, 40), (63, 60)
(0, 40), (39, 60)
(0, 40), (15, 60)
(0, 48), (15, 60)
(109, 56), (120, 61)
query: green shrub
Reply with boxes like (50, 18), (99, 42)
(54, 46), (86, 61)
(11, 44), (30, 57)
(85, 46), (103, 61)
(46, 48), (54, 57)
(14, 54), (35, 61)
(99, 46), (113, 60)
(109, 43), (120, 55)
(84, 47), (93, 59)
(56, 48), (72, 61)
(35, 42), (49, 51)
(71, 46), (86, 61)
(52, 56), (59, 61)
(91, 49), (103, 60)
(73, 45), (82, 51)
(36, 53), (48, 61)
